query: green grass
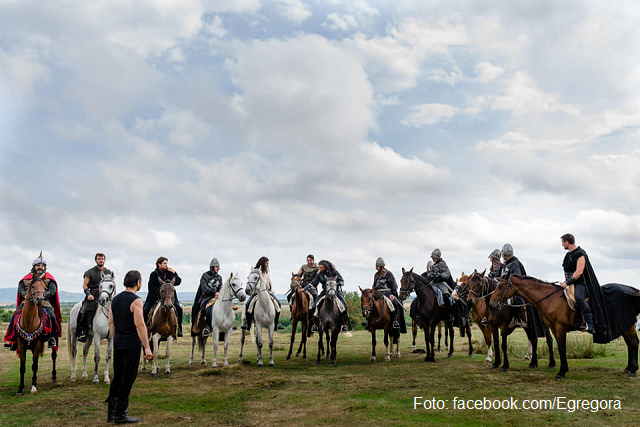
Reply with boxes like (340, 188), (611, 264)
(1, 321), (639, 426)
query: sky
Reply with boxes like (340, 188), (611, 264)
(1, 0), (639, 295)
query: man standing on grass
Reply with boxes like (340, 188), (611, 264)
(106, 270), (153, 424)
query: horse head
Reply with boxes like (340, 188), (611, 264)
(99, 272), (116, 306)
(290, 273), (301, 291)
(399, 267), (414, 300)
(159, 279), (176, 310)
(325, 276), (337, 299)
(489, 272), (514, 309)
(466, 269), (488, 306)
(246, 270), (260, 295)
(228, 272), (246, 302)
(27, 277), (47, 306)
(359, 286), (374, 318)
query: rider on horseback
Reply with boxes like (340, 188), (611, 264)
(488, 249), (503, 279)
(560, 233), (597, 334)
(77, 253), (114, 343)
(371, 257), (406, 332)
(286, 254), (318, 307)
(143, 257), (184, 337)
(307, 260), (350, 334)
(192, 258), (223, 337)
(241, 257), (284, 331)
(3, 252), (61, 350)
(499, 244), (528, 329)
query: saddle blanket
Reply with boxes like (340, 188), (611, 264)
(313, 295), (346, 316)
(248, 293), (281, 314)
(563, 284), (589, 312)
(381, 295), (395, 312)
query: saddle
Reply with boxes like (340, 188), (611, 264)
(247, 293), (281, 314)
(314, 295), (346, 315)
(563, 284), (589, 312)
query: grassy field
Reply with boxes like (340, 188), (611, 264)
(1, 312), (639, 427)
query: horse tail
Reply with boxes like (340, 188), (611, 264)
(196, 335), (203, 352)
(66, 320), (72, 361)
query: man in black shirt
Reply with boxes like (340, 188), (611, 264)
(78, 253), (114, 343)
(107, 270), (152, 424)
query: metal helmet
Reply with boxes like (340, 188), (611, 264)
(210, 258), (220, 268)
(501, 244), (514, 257)
(426, 260), (434, 271)
(375, 257), (385, 268)
(430, 248), (442, 259)
(489, 249), (501, 260)
(32, 250), (47, 266)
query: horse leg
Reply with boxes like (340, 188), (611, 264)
(286, 318), (297, 360)
(384, 329), (391, 362)
(93, 338), (101, 384)
(622, 327), (638, 376)
(17, 348), (26, 396)
(330, 328), (339, 365)
(151, 333), (160, 377)
(544, 325), (556, 369)
(500, 325), (510, 372)
(201, 336), (208, 365)
(256, 324), (264, 367)
(70, 334), (78, 381)
(267, 326), (277, 367)
(466, 323), (473, 357)
(51, 347), (57, 383)
(316, 325), (324, 365)
(223, 331), (231, 366)
(238, 327), (245, 362)
(212, 328), (219, 368)
(81, 338), (92, 379)
(447, 321), (454, 358)
(430, 324), (437, 362)
(423, 325), (432, 362)
(31, 343), (42, 394)
(165, 336), (173, 375)
(298, 317), (307, 359)
(525, 328), (539, 368)
(104, 337), (112, 384)
(412, 321), (417, 352)
(189, 336), (196, 365)
(491, 328), (501, 369)
(444, 321), (449, 350)
(437, 322), (442, 353)
(554, 328), (568, 379)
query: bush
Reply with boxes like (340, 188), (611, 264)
(0, 307), (14, 322)
(344, 291), (366, 331)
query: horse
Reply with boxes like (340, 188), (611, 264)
(490, 273), (640, 379)
(189, 273), (245, 367)
(67, 271), (116, 384)
(462, 270), (555, 371)
(238, 269), (276, 367)
(456, 271), (493, 363)
(142, 279), (177, 377)
(409, 305), (447, 354)
(316, 276), (342, 365)
(13, 277), (57, 396)
(399, 268), (455, 362)
(359, 287), (400, 362)
(286, 273), (310, 361)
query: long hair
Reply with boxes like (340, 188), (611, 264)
(318, 260), (335, 275)
(255, 256), (269, 274)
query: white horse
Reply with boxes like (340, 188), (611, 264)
(238, 269), (276, 367)
(189, 273), (246, 367)
(67, 272), (115, 384)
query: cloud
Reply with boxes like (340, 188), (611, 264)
(272, 0), (312, 24)
(474, 61), (504, 82)
(402, 103), (458, 127)
(323, 13), (358, 31)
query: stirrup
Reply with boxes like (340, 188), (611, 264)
(480, 317), (489, 326)
(311, 324), (318, 333)
(276, 323), (285, 331)
(3, 342), (12, 350)
(341, 324), (348, 333)
(202, 328), (210, 337)
(48, 337), (57, 348)
(77, 332), (87, 343)
(392, 321), (400, 329)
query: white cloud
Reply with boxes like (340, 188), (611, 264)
(402, 103), (458, 127)
(273, 0), (312, 24)
(474, 61), (504, 83)
(323, 13), (358, 31)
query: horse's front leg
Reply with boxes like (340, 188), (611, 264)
(466, 323), (473, 357)
(298, 318), (307, 359)
(238, 328), (245, 362)
(554, 327), (568, 379)
(189, 336), (196, 366)
(255, 324), (264, 367)
(81, 338), (92, 379)
(92, 338), (101, 384)
(51, 347), (57, 383)
(165, 336), (173, 375)
(491, 327), (501, 369)
(330, 328), (339, 365)
(104, 337), (112, 384)
(525, 329), (539, 369)
(316, 326), (324, 365)
(370, 329), (377, 362)
(437, 322), (442, 353)
(447, 321), (454, 358)
(267, 325), (275, 367)
(500, 325), (510, 372)
(223, 331), (231, 366)
(544, 325), (556, 369)
(622, 327), (638, 376)
(17, 350), (27, 396)
(70, 333), (78, 381)
(30, 344), (41, 394)
(286, 319), (297, 361)
(325, 329), (330, 360)
(412, 321), (418, 352)
(212, 328), (219, 368)
(384, 328), (391, 362)
(151, 333), (160, 377)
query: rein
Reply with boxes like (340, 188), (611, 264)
(496, 275), (563, 308)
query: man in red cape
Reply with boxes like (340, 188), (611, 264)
(3, 252), (62, 351)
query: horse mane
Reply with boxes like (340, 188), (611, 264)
(371, 289), (383, 300)
(514, 274), (558, 286)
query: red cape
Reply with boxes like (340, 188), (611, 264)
(18, 272), (62, 338)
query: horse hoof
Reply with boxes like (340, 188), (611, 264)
(396, 353), (401, 358)
(370, 356), (376, 362)
(555, 374), (565, 380)
(331, 360), (336, 365)
(165, 371), (171, 376)
(385, 357), (390, 362)
(528, 363), (538, 369)
(501, 367), (509, 372)
(51, 378), (57, 383)
(285, 355), (291, 361)
(92, 379), (99, 384)
(211, 364), (218, 368)
(468, 353), (473, 358)
(437, 350), (442, 353)
(70, 377), (76, 382)
(490, 365), (498, 370)
(31, 386), (37, 394)
(82, 374), (88, 379)
(15, 392), (22, 397)
(548, 364), (556, 369)
(295, 353), (300, 358)
(188, 361), (193, 366)
(302, 356), (307, 360)
(316, 360), (321, 365)
(104, 379), (110, 384)
(151, 373), (157, 378)
(268, 363), (275, 367)
(627, 372), (637, 377)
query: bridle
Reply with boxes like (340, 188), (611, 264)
(399, 272), (416, 300)
(493, 275), (563, 308)
(159, 282), (175, 310)
(27, 277), (46, 305)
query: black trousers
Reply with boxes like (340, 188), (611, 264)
(108, 347), (141, 401)
(574, 283), (589, 312)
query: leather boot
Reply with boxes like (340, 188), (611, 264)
(582, 311), (595, 334)
(242, 311), (253, 330)
(274, 312), (284, 330)
(114, 397), (140, 424)
(176, 307), (183, 337)
(106, 396), (115, 423)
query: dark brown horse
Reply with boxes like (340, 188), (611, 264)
(461, 270), (555, 371)
(14, 277), (57, 396)
(359, 287), (400, 362)
(142, 279), (177, 377)
(490, 273), (639, 379)
(400, 268), (455, 362)
(286, 273), (310, 360)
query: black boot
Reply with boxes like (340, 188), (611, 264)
(77, 313), (87, 343)
(114, 397), (140, 424)
(242, 311), (253, 330)
(176, 307), (183, 337)
(341, 312), (349, 333)
(582, 311), (595, 334)
(275, 312), (284, 330)
(106, 396), (115, 423)
(392, 314), (400, 329)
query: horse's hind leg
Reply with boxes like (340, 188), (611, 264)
(286, 319), (297, 360)
(412, 321), (418, 352)
(268, 326), (275, 367)
(222, 332), (231, 366)
(31, 346), (41, 394)
(525, 329), (539, 368)
(189, 336), (196, 365)
(490, 328), (501, 369)
(447, 321), (454, 358)
(256, 324), (264, 367)
(104, 338), (112, 383)
(297, 318), (307, 359)
(622, 327), (638, 376)
(212, 330), (219, 368)
(238, 328), (245, 362)
(466, 323), (473, 357)
(437, 322), (442, 353)
(500, 326), (510, 372)
(81, 338), (92, 379)
(384, 330), (391, 362)
(325, 330), (330, 360)
(545, 326), (556, 369)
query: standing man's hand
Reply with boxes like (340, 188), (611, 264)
(144, 346), (153, 360)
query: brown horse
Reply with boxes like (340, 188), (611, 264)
(360, 287), (400, 362)
(286, 273), (310, 360)
(142, 279), (177, 377)
(400, 268), (455, 362)
(14, 277), (57, 396)
(461, 270), (555, 371)
(490, 273), (639, 379)
(456, 271), (493, 363)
